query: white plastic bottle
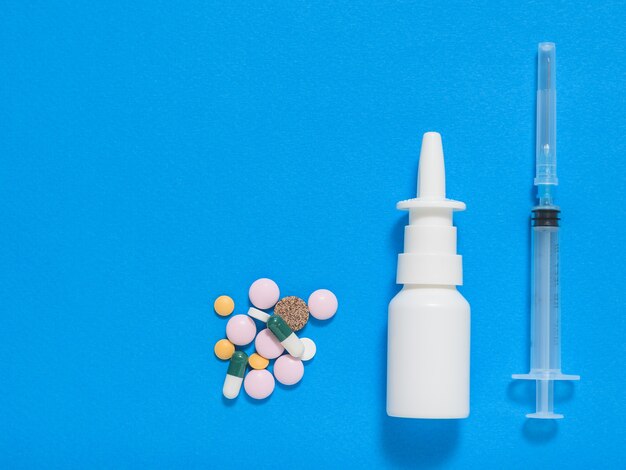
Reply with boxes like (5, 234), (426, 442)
(386, 132), (470, 419)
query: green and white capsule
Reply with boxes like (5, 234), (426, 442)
(223, 351), (248, 399)
(267, 315), (304, 358)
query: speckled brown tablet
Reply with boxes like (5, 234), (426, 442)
(274, 296), (309, 331)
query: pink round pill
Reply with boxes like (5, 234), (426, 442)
(307, 289), (338, 320)
(244, 369), (275, 399)
(226, 314), (257, 346)
(273, 355), (304, 385)
(254, 328), (284, 359)
(249, 278), (280, 310)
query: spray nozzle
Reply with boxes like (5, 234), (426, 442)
(397, 132), (465, 211)
(395, 132), (465, 286)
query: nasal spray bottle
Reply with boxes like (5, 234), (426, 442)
(387, 132), (470, 419)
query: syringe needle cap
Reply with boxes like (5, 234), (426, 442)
(417, 132), (446, 199)
(538, 42), (556, 91)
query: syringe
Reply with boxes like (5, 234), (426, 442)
(512, 43), (579, 419)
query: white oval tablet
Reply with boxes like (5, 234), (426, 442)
(300, 337), (316, 361)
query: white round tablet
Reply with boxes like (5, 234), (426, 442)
(300, 337), (316, 361)
(247, 307), (270, 323)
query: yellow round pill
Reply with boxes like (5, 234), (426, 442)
(214, 339), (235, 360)
(214, 295), (235, 317)
(248, 353), (269, 370)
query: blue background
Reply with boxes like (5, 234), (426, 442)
(1, 1), (625, 468)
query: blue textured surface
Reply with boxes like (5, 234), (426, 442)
(1, 1), (625, 468)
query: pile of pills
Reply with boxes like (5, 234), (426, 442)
(213, 278), (338, 400)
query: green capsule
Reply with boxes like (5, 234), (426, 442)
(267, 315), (292, 342)
(227, 351), (248, 378)
(267, 315), (305, 358)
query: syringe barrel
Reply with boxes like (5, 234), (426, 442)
(530, 215), (561, 373)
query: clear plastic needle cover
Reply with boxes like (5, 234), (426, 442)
(535, 43), (557, 205)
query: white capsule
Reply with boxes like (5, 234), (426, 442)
(247, 307), (270, 323)
(223, 374), (244, 399)
(282, 332), (304, 358)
